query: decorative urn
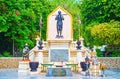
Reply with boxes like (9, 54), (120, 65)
(29, 62), (39, 71)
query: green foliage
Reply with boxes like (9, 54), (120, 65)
(0, 0), (120, 57)
(91, 20), (120, 57)
(112, 50), (120, 57)
(3, 51), (12, 57)
(80, 0), (120, 57)
(80, 0), (120, 46)
(0, 0), (81, 56)
(0, 0), (38, 50)
(91, 20), (120, 45)
(0, 0), (53, 55)
(96, 49), (103, 57)
(80, 0), (120, 27)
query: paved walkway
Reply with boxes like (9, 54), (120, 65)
(0, 69), (120, 79)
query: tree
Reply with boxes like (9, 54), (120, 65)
(80, 0), (120, 26)
(80, 0), (120, 46)
(91, 20), (120, 45)
(0, 0), (40, 56)
(0, 0), (82, 56)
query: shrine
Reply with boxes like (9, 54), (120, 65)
(18, 6), (103, 76)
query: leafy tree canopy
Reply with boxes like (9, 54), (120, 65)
(91, 20), (120, 45)
(0, 0), (81, 56)
(80, 0), (120, 47)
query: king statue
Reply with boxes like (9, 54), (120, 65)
(55, 11), (64, 38)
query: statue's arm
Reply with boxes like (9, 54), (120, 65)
(62, 15), (64, 20)
(55, 16), (58, 20)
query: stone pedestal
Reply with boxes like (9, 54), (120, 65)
(29, 50), (43, 68)
(46, 67), (73, 76)
(77, 51), (84, 63)
(76, 50), (86, 67)
(89, 62), (101, 76)
(18, 61), (30, 72)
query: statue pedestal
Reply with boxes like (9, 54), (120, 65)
(29, 50), (43, 68)
(89, 62), (101, 76)
(46, 67), (73, 77)
(18, 61), (30, 72)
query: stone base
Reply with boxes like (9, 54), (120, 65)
(89, 65), (101, 76)
(89, 69), (101, 76)
(18, 61), (30, 72)
(29, 71), (39, 74)
(46, 67), (73, 77)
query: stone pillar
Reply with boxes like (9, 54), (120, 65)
(77, 51), (85, 67)
(79, 38), (84, 47)
(36, 38), (40, 46)
(33, 51), (43, 66)
(38, 52), (43, 65)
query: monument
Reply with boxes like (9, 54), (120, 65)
(18, 6), (103, 76)
(55, 11), (64, 38)
(47, 6), (72, 40)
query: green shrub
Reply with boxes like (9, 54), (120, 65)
(96, 49), (103, 57)
(96, 48), (120, 57)
(112, 50), (120, 57)
(3, 51), (12, 57)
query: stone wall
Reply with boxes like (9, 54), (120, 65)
(98, 57), (120, 69)
(0, 57), (120, 69)
(0, 57), (22, 69)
